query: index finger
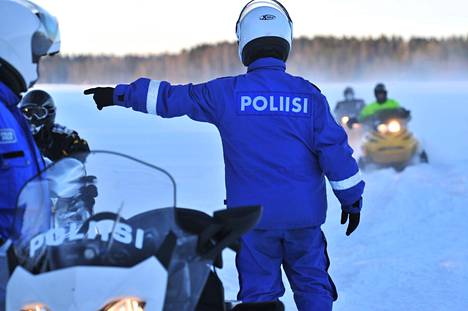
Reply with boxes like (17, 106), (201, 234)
(83, 88), (99, 95)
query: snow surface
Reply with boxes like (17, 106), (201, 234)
(37, 81), (468, 310)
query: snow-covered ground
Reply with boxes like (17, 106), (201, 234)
(38, 81), (468, 310)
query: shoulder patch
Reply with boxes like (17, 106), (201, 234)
(0, 129), (17, 144)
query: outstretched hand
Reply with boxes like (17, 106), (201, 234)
(341, 198), (362, 236)
(84, 87), (115, 110)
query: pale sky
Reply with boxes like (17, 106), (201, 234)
(34, 0), (468, 55)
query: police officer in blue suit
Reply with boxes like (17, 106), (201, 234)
(85, 1), (364, 310)
(0, 1), (60, 308)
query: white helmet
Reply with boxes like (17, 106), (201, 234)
(235, 0), (293, 66)
(0, 0), (60, 93)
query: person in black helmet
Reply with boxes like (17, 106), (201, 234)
(20, 90), (90, 162)
(359, 83), (401, 121)
(334, 87), (366, 126)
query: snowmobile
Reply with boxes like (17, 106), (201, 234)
(358, 108), (428, 171)
(334, 101), (365, 150)
(5, 151), (284, 311)
(334, 102), (363, 131)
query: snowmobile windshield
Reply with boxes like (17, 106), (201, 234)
(11, 151), (176, 269)
(10, 151), (262, 310)
(364, 108), (412, 135)
(364, 108), (411, 126)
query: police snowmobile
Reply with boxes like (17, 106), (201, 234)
(5, 151), (284, 311)
(358, 108), (428, 172)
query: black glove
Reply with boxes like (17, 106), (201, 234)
(341, 198), (362, 236)
(84, 87), (115, 110)
(346, 117), (359, 129)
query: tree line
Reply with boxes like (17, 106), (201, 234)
(39, 35), (468, 84)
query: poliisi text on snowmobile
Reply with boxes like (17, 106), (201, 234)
(5, 151), (284, 311)
(358, 108), (428, 171)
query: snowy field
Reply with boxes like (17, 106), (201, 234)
(37, 81), (468, 311)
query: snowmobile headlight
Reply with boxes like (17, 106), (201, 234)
(341, 116), (350, 126)
(101, 297), (145, 311)
(387, 120), (401, 133)
(21, 303), (51, 311)
(377, 123), (388, 134)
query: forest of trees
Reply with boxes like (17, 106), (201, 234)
(38, 36), (468, 84)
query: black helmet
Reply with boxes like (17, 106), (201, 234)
(374, 83), (387, 103)
(374, 83), (387, 93)
(344, 87), (355, 99)
(19, 89), (56, 134)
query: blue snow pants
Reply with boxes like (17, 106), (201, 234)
(236, 227), (337, 311)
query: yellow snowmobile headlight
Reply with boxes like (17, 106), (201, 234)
(387, 120), (402, 133)
(102, 297), (145, 311)
(21, 303), (50, 311)
(377, 123), (388, 134)
(341, 116), (350, 125)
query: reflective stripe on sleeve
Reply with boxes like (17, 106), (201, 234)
(329, 171), (362, 191)
(146, 80), (161, 115)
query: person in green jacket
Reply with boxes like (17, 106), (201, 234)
(359, 83), (400, 121)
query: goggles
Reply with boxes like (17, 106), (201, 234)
(21, 105), (49, 122)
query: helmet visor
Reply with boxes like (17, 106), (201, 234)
(39, 10), (60, 55)
(236, 0), (292, 35)
(30, 3), (61, 63)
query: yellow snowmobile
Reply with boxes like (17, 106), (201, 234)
(358, 108), (428, 171)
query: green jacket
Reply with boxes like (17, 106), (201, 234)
(359, 99), (400, 121)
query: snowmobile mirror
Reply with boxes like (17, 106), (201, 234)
(154, 231), (178, 269)
(175, 206), (262, 267)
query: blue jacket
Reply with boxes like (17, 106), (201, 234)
(0, 82), (44, 239)
(114, 58), (364, 229)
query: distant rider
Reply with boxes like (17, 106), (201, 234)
(359, 83), (400, 122)
(334, 87), (365, 116)
(20, 90), (90, 163)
